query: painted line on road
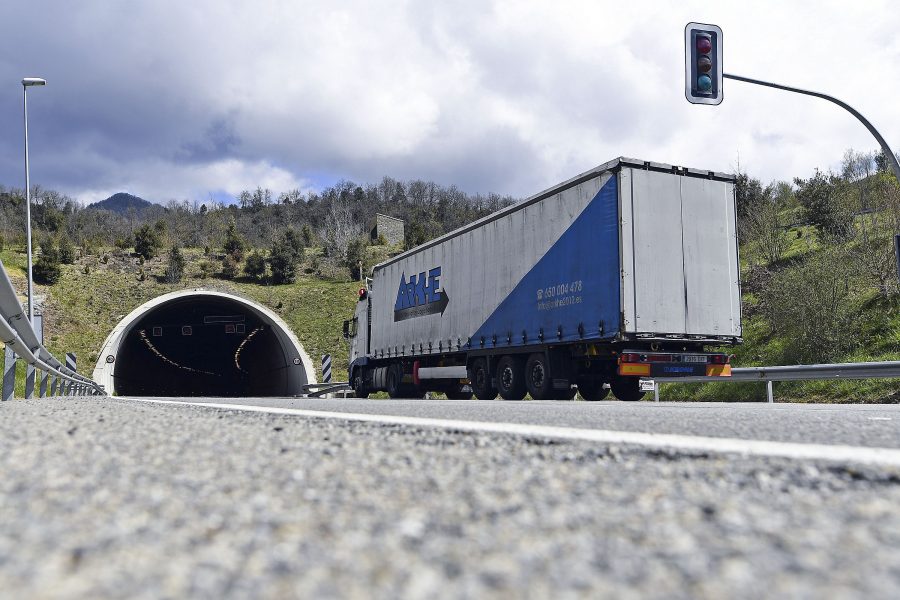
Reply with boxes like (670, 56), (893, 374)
(123, 397), (900, 468)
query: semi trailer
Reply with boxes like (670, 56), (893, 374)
(343, 157), (741, 401)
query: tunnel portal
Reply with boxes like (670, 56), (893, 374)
(93, 291), (315, 397)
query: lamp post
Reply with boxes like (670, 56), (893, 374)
(22, 77), (46, 326)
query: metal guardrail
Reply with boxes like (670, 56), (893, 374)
(654, 361), (900, 402)
(302, 382), (352, 398)
(0, 260), (104, 398)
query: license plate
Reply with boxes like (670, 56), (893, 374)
(639, 379), (656, 392)
(682, 355), (707, 363)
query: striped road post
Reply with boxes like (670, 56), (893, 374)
(65, 353), (76, 396)
(322, 354), (332, 384)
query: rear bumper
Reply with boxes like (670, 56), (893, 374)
(619, 363), (732, 377)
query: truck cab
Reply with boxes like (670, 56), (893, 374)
(343, 285), (370, 396)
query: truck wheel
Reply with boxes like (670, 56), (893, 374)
(578, 380), (609, 401)
(351, 371), (369, 399)
(468, 358), (497, 400)
(497, 355), (526, 400)
(611, 376), (645, 402)
(386, 364), (404, 398)
(525, 353), (553, 400)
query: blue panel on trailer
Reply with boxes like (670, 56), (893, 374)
(471, 176), (621, 345)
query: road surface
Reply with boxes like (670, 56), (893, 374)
(1, 395), (898, 598)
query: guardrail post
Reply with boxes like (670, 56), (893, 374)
(50, 374), (57, 396)
(766, 380), (774, 403)
(39, 370), (48, 397)
(2, 347), (15, 401)
(25, 364), (35, 399)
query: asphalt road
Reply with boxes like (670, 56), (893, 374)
(150, 396), (900, 449)
(2, 395), (900, 598)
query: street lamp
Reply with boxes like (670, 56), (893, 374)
(22, 77), (46, 326)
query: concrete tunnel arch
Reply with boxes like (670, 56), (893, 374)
(93, 290), (316, 397)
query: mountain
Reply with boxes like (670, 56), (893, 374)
(87, 192), (156, 215)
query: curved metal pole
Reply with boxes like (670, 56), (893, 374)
(724, 73), (900, 183)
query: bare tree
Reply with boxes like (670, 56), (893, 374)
(320, 197), (361, 264)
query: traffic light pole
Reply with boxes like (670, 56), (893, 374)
(723, 73), (900, 183)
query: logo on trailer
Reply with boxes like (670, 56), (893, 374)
(394, 266), (450, 322)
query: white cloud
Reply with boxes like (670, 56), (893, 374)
(0, 0), (898, 201)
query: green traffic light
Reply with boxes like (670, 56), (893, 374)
(697, 75), (712, 92)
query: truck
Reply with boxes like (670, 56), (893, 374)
(343, 157), (741, 401)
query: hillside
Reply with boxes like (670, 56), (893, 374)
(87, 192), (156, 215)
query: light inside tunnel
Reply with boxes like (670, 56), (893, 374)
(113, 296), (297, 397)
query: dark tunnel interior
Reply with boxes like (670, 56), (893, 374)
(114, 297), (292, 397)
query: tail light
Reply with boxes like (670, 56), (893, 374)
(709, 354), (730, 364)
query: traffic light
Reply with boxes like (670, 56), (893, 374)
(685, 22), (723, 105)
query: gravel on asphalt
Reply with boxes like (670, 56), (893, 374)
(1, 396), (899, 599)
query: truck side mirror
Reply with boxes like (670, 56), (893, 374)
(342, 320), (350, 339)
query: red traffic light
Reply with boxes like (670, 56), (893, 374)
(696, 36), (712, 54)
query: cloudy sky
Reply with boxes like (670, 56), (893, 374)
(1, 1), (898, 205)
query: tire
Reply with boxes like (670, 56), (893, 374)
(578, 379), (609, 401)
(386, 364), (404, 398)
(525, 353), (553, 400)
(496, 355), (526, 400)
(611, 376), (646, 402)
(351, 370), (369, 399)
(445, 384), (474, 400)
(468, 358), (497, 400)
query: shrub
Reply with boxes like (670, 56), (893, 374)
(794, 170), (855, 242)
(760, 249), (858, 363)
(269, 240), (296, 284)
(198, 260), (215, 278)
(33, 238), (62, 284)
(282, 227), (305, 262)
(244, 251), (267, 282)
(222, 254), (240, 279)
(58, 234), (76, 264)
(114, 236), (132, 251)
(223, 220), (246, 262)
(134, 224), (162, 259)
(165, 245), (186, 284)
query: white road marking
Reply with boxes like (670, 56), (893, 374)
(868, 417), (892, 421)
(123, 397), (900, 468)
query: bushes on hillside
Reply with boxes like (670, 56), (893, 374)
(760, 249), (858, 363)
(34, 238), (62, 284)
(269, 240), (296, 284)
(58, 234), (76, 264)
(165, 245), (185, 284)
(244, 251), (267, 282)
(134, 224), (163, 259)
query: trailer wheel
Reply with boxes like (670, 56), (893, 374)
(525, 353), (553, 400)
(468, 358), (497, 400)
(351, 370), (369, 399)
(577, 380), (609, 401)
(386, 364), (404, 398)
(611, 376), (645, 402)
(497, 355), (527, 400)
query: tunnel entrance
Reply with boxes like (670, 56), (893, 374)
(93, 290), (315, 397)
